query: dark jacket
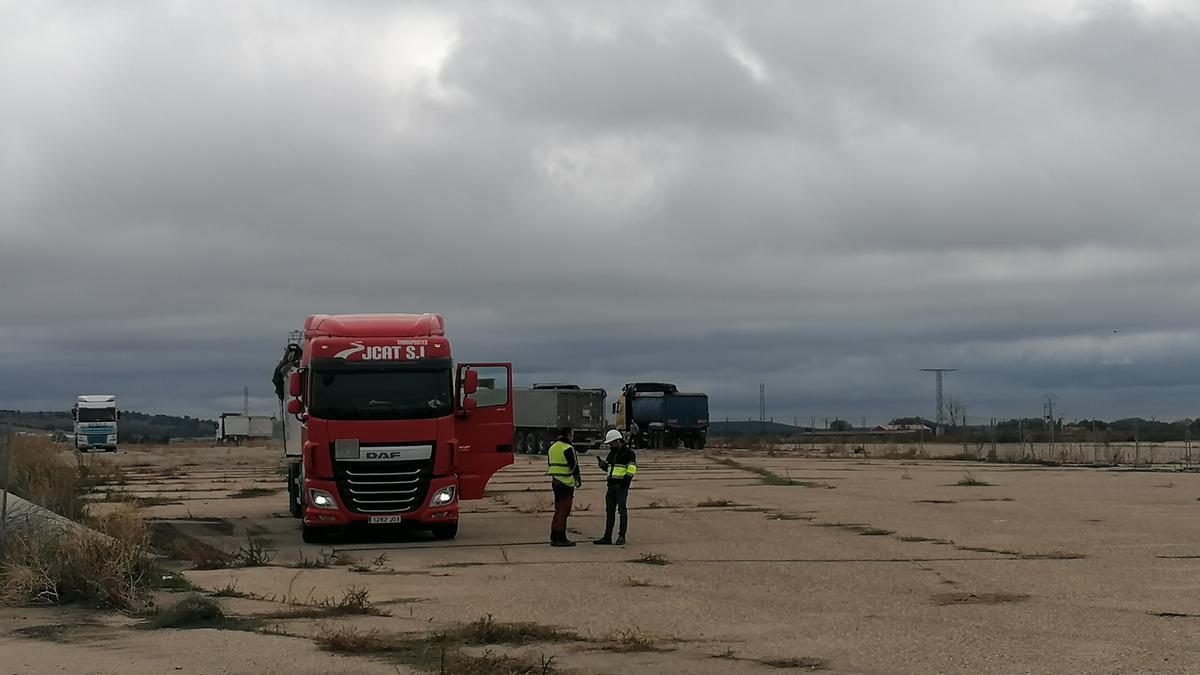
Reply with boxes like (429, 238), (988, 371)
(600, 445), (637, 487)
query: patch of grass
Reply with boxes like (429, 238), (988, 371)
(1, 504), (159, 610)
(350, 553), (390, 574)
(313, 622), (565, 674)
(448, 650), (559, 675)
(212, 582), (252, 599)
(697, 498), (736, 508)
(758, 656), (828, 670)
(955, 545), (1020, 556)
(625, 576), (671, 588)
(1018, 551), (1085, 560)
(450, 614), (578, 645)
(954, 473), (993, 487)
(149, 522), (236, 569)
(817, 523), (894, 536)
(232, 535), (274, 567)
(602, 629), (675, 653)
(134, 496), (184, 507)
(629, 553), (671, 566)
(710, 456), (832, 488)
(144, 595), (255, 630)
(13, 623), (84, 643)
(932, 591), (1028, 606)
(266, 587), (391, 619)
(290, 550), (341, 569)
(229, 487), (279, 499)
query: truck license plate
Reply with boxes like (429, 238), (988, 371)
(368, 515), (404, 524)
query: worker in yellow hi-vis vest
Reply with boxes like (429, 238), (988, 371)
(594, 429), (637, 546)
(545, 426), (582, 547)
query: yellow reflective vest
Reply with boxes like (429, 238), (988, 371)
(606, 459), (637, 481)
(546, 441), (578, 487)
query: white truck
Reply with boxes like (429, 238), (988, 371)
(72, 395), (119, 452)
(215, 413), (276, 444)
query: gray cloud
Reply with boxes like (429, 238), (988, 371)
(2, 0), (1199, 423)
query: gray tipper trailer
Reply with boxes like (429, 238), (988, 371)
(216, 413), (276, 444)
(512, 384), (606, 454)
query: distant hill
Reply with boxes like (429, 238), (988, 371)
(0, 409), (216, 444)
(708, 420), (805, 437)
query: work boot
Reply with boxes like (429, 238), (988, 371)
(550, 530), (576, 547)
(615, 535), (626, 545)
(593, 536), (613, 545)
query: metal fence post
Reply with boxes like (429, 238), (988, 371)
(0, 424), (11, 556)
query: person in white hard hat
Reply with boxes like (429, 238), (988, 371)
(594, 428), (637, 545)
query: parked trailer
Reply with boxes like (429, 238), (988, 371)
(216, 413), (276, 444)
(612, 382), (709, 449)
(513, 384), (606, 454)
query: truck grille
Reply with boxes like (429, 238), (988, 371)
(333, 458), (432, 514)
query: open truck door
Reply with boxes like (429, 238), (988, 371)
(455, 363), (515, 499)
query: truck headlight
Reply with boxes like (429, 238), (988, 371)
(429, 486), (457, 507)
(308, 489), (337, 509)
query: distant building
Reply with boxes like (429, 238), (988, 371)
(872, 424), (928, 434)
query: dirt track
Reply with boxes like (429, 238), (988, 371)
(5, 444), (1200, 674)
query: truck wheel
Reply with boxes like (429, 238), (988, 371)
(524, 433), (539, 455)
(287, 462), (302, 518)
(302, 524), (329, 544)
(431, 522), (458, 540)
(695, 436), (707, 450)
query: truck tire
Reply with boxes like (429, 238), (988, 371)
(431, 522), (459, 540)
(525, 433), (540, 455)
(695, 435), (707, 450)
(287, 462), (303, 518)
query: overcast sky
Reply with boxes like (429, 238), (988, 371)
(3, 0), (1199, 424)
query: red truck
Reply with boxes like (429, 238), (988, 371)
(277, 313), (514, 543)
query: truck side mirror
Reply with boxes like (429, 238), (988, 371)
(116, 411), (122, 420)
(460, 397), (478, 415)
(462, 369), (479, 395)
(289, 372), (303, 398)
(71, 408), (77, 420)
(287, 399), (304, 415)
(611, 402), (620, 414)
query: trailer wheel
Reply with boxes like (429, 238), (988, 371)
(431, 522), (458, 540)
(524, 433), (539, 455)
(287, 462), (302, 518)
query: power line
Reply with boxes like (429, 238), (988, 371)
(920, 368), (957, 430)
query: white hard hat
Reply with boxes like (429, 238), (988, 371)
(603, 429), (623, 445)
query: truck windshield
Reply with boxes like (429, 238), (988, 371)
(309, 366), (452, 421)
(77, 408), (117, 422)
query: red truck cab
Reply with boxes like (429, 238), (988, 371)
(283, 313), (513, 543)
